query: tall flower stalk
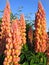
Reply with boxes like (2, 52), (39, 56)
(1, 1), (13, 65)
(35, 1), (47, 52)
(20, 14), (26, 45)
(11, 19), (22, 65)
(2, 1), (11, 36)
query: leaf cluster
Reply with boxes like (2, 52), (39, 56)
(19, 44), (47, 65)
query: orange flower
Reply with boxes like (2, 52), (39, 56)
(35, 1), (47, 52)
(2, 1), (13, 65)
(11, 19), (22, 64)
(20, 14), (26, 45)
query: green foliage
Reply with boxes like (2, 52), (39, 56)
(19, 44), (47, 65)
(0, 54), (5, 65)
(21, 62), (29, 65)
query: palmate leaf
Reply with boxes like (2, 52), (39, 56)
(21, 62), (29, 65)
(43, 57), (47, 65)
(30, 59), (35, 65)
(38, 63), (44, 65)
(25, 52), (33, 61)
(40, 57), (43, 63)
(35, 55), (39, 63)
(21, 44), (29, 53)
(20, 54), (25, 63)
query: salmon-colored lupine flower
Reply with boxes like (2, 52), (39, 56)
(35, 1), (47, 52)
(1, 1), (13, 65)
(16, 18), (23, 46)
(11, 19), (22, 65)
(1, 0), (11, 55)
(2, 0), (11, 36)
(20, 14), (26, 45)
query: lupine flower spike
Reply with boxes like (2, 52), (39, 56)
(35, 1), (48, 52)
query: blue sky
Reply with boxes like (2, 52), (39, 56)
(0, 0), (49, 31)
